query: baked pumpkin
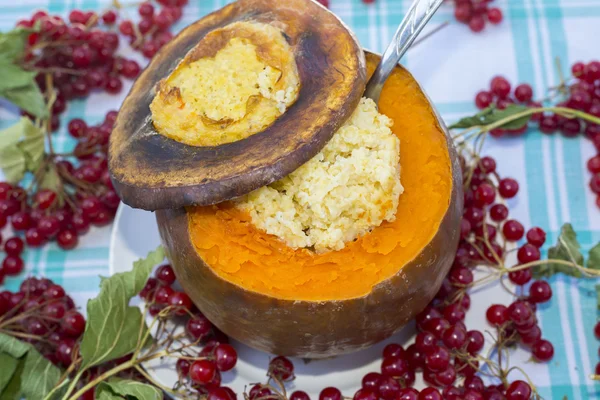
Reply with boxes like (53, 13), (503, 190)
(109, 0), (365, 210)
(155, 53), (463, 358)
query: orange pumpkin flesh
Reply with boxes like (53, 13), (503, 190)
(157, 53), (463, 358)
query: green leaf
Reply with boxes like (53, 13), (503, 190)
(596, 284), (600, 310)
(0, 353), (18, 394)
(0, 146), (26, 183)
(39, 166), (60, 192)
(96, 379), (162, 400)
(0, 333), (31, 359)
(449, 104), (531, 130)
(587, 243), (600, 270)
(0, 27), (34, 63)
(21, 346), (62, 399)
(533, 223), (584, 278)
(0, 64), (37, 92)
(79, 246), (165, 370)
(1, 81), (48, 118)
(0, 333), (62, 400)
(0, 357), (24, 400)
(0, 118), (44, 183)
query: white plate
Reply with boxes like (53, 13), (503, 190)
(109, 204), (517, 398)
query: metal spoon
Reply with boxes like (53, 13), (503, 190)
(364, 0), (445, 104)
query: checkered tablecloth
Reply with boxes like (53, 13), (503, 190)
(1, 0), (600, 398)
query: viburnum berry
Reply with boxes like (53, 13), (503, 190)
(189, 359), (217, 384)
(382, 343), (405, 359)
(61, 311), (86, 337)
(498, 178), (519, 198)
(514, 83), (533, 103)
(529, 280), (552, 303)
(486, 304), (508, 326)
(362, 372), (383, 391)
(503, 219), (525, 241)
(156, 264), (176, 286)
(319, 387), (342, 400)
(466, 330), (485, 354)
(491, 76), (511, 98)
(442, 324), (467, 349)
(526, 227), (546, 247)
(475, 91), (493, 109)
(269, 356), (294, 380)
(214, 343), (237, 371)
(168, 291), (192, 316)
(487, 7), (503, 25)
(532, 339), (554, 362)
(508, 268), (532, 286)
(517, 243), (541, 263)
(469, 15), (485, 33)
(419, 387), (441, 400)
(4, 237), (24, 256)
(291, 392), (311, 400)
(490, 204), (509, 222)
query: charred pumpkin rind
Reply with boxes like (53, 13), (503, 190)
(109, 0), (366, 210)
(155, 53), (463, 358)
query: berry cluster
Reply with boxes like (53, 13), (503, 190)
(475, 62), (600, 207)
(474, 77), (537, 137)
(140, 264), (239, 397)
(16, 10), (142, 130)
(0, 277), (85, 367)
(117, 0), (183, 59)
(453, 0), (503, 33)
(0, 111), (121, 282)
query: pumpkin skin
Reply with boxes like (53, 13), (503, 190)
(155, 52), (463, 359)
(109, 0), (366, 211)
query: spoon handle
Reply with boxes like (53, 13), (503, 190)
(364, 0), (444, 104)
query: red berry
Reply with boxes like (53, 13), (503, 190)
(514, 83), (533, 103)
(487, 7), (503, 24)
(529, 280), (552, 303)
(4, 237), (24, 256)
(377, 377), (401, 400)
(102, 10), (117, 24)
(139, 2), (154, 17)
(486, 304), (508, 326)
(594, 321), (600, 340)
(3, 255), (24, 275)
(466, 330), (484, 354)
(269, 355), (294, 380)
(568, 90), (592, 111)
(505, 380), (531, 400)
(585, 61), (600, 83)
(532, 339), (554, 362)
(154, 285), (174, 304)
(141, 40), (158, 58)
(168, 291), (192, 316)
(38, 215), (60, 238)
(479, 156), (497, 173)
(539, 115), (558, 134)
(498, 178), (519, 198)
(491, 76), (511, 99)
(450, 266), (473, 286)
(418, 387), (441, 400)
(517, 243), (541, 263)
(320, 387), (342, 400)
(362, 372), (383, 390)
(105, 76), (123, 94)
(353, 389), (377, 400)
(121, 60), (141, 79)
(475, 91), (493, 109)
(560, 119), (582, 137)
(415, 331), (437, 354)
(176, 358), (190, 376)
(503, 219), (524, 241)
(214, 343), (237, 371)
(572, 61), (585, 78)
(443, 303), (465, 324)
(508, 268), (532, 286)
(119, 20), (134, 36)
(508, 301), (533, 325)
(490, 203), (509, 222)
(454, 3), (472, 23)
(424, 346), (450, 372)
(11, 211), (31, 230)
(383, 343), (406, 359)
(591, 174), (600, 193)
(474, 183), (496, 206)
(526, 227), (546, 247)
(464, 207), (485, 226)
(36, 189), (57, 210)
(189, 359), (216, 384)
(468, 15), (485, 33)
(57, 229), (78, 250)
(442, 324), (467, 349)
(156, 264), (176, 285)
(291, 392), (310, 400)
(61, 311), (86, 337)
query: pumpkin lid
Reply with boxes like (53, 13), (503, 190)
(108, 0), (366, 210)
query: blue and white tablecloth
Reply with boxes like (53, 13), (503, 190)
(1, 0), (600, 398)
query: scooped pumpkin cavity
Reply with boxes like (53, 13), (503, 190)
(150, 21), (300, 147)
(187, 56), (453, 301)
